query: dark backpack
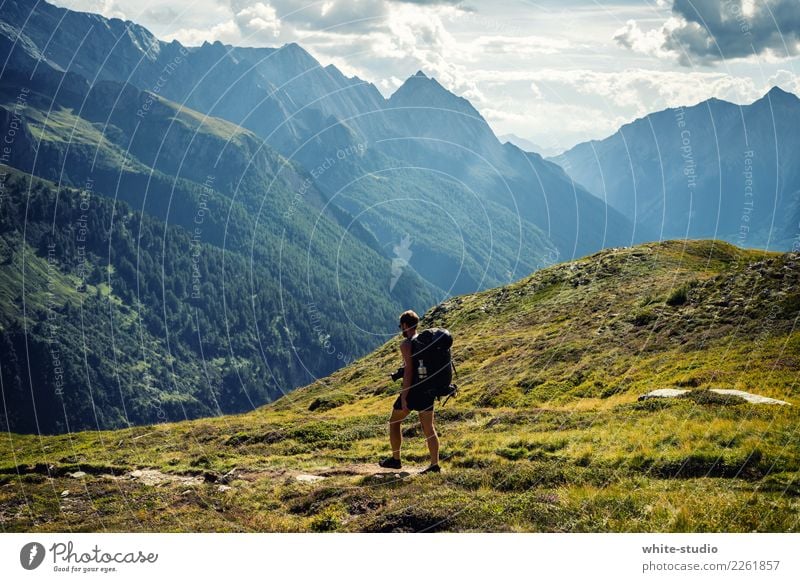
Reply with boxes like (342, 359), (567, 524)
(410, 328), (459, 406)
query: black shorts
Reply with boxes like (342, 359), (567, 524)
(393, 388), (435, 412)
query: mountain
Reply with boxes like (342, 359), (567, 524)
(2, 240), (798, 531)
(0, 57), (436, 433)
(499, 134), (563, 158)
(386, 71), (499, 152)
(500, 133), (540, 152)
(1, 0), (635, 295)
(552, 87), (800, 249)
(372, 72), (637, 260)
(0, 0), (385, 154)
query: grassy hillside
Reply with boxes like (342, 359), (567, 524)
(1, 240), (798, 532)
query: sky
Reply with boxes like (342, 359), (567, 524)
(51, 0), (800, 153)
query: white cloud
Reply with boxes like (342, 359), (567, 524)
(470, 67), (766, 114)
(53, 0), (128, 20)
(472, 34), (570, 57)
(163, 19), (241, 46)
(321, 55), (372, 80)
(255, 0), (389, 34)
(613, 18), (681, 60)
(291, 2), (483, 101)
(379, 75), (404, 91)
(382, 4), (489, 102)
(156, 1), (281, 45)
(768, 69), (800, 94)
(483, 100), (628, 152)
(234, 2), (281, 41)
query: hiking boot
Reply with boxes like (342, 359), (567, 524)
(420, 464), (441, 474)
(379, 457), (402, 469)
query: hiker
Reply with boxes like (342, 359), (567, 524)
(379, 310), (441, 474)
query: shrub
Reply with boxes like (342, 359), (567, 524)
(309, 505), (345, 532)
(631, 308), (657, 326)
(638, 293), (661, 307)
(630, 398), (673, 412)
(308, 394), (354, 412)
(496, 446), (528, 461)
(600, 384), (625, 398)
(666, 280), (697, 306)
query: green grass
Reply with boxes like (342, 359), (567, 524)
(1, 239), (798, 532)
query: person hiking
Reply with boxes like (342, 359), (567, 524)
(379, 310), (441, 474)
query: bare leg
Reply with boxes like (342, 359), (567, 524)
(418, 410), (439, 466)
(389, 408), (410, 460)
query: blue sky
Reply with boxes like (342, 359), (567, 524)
(51, 0), (800, 153)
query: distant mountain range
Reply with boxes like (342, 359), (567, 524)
(552, 87), (800, 250)
(499, 134), (563, 158)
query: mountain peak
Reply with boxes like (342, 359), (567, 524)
(275, 41), (320, 68)
(764, 85), (798, 101)
(389, 71), (480, 119)
(282, 41), (305, 52)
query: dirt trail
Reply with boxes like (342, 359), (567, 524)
(113, 462), (430, 487)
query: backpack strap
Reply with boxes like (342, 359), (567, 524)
(439, 383), (458, 407)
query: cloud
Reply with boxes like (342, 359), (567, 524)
(292, 2), (482, 100)
(613, 18), (682, 60)
(141, 6), (179, 22)
(248, 0), (390, 34)
(164, 19), (241, 46)
(392, 0), (464, 4)
(468, 67), (777, 133)
(379, 75), (404, 91)
(49, 1), (488, 106)
(159, 1), (281, 46)
(768, 69), (800, 94)
(482, 101), (629, 152)
(382, 3), (487, 100)
(615, 0), (800, 65)
(472, 34), (570, 57)
(519, 68), (761, 111)
(53, 0), (127, 20)
(234, 2), (281, 40)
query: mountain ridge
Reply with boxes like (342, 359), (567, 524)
(1, 0), (637, 281)
(552, 86), (800, 249)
